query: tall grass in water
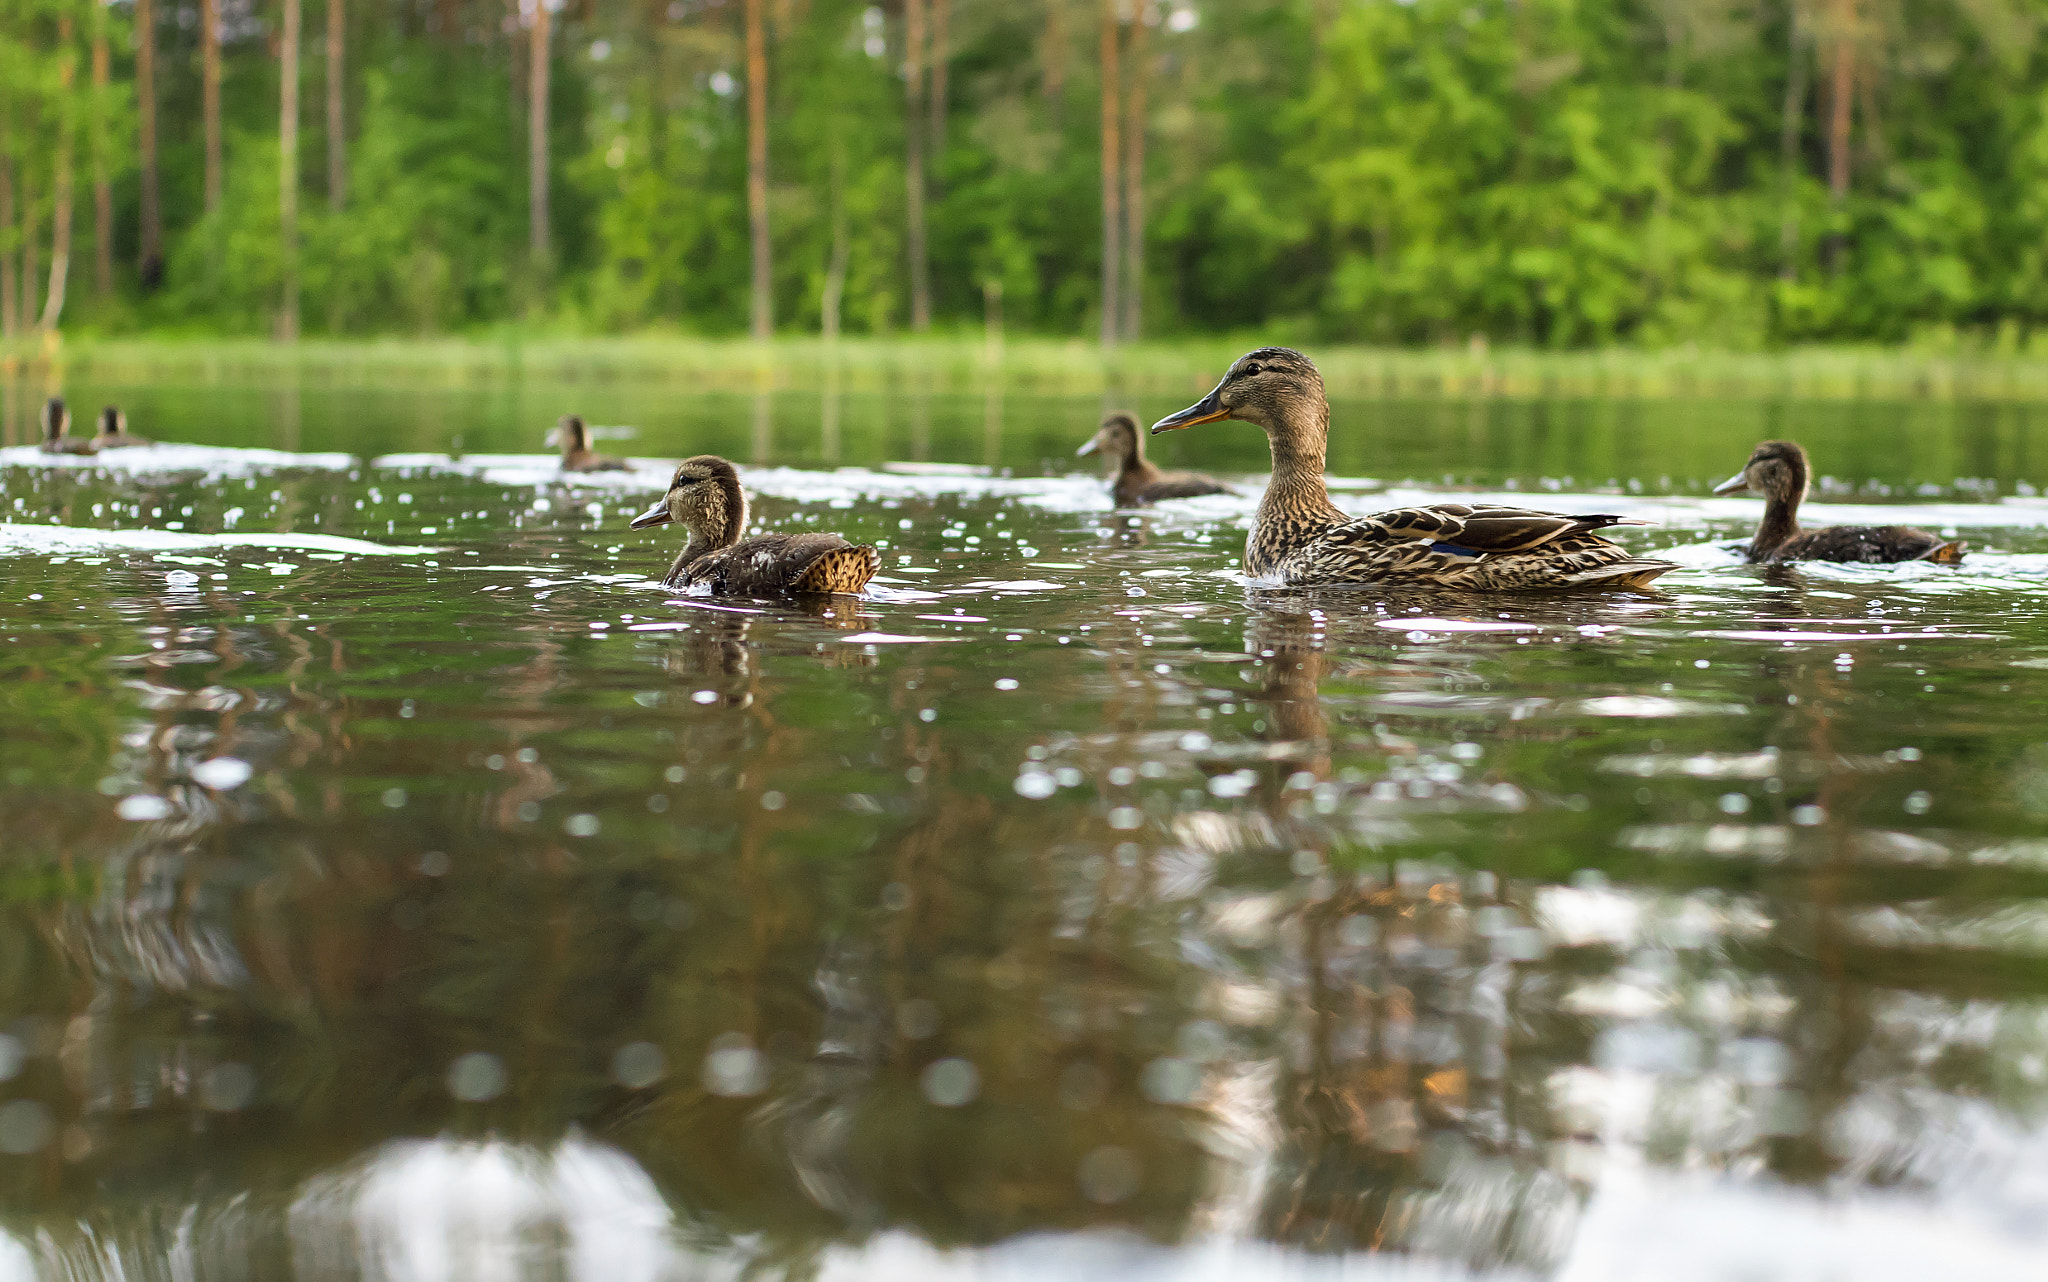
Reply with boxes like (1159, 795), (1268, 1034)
(15, 335), (2048, 400)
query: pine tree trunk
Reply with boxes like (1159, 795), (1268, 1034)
(202, 0), (222, 217)
(280, 0), (300, 340)
(40, 17), (76, 333)
(745, 0), (771, 339)
(92, 11), (112, 299)
(905, 0), (930, 331)
(136, 0), (162, 286)
(1121, 9), (1147, 342)
(529, 0), (550, 273)
(328, 0), (346, 211)
(929, 0), (949, 177)
(1780, 6), (1807, 281)
(0, 149), (16, 340)
(821, 139), (847, 341)
(1098, 0), (1121, 349)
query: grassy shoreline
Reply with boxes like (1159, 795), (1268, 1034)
(10, 334), (2048, 400)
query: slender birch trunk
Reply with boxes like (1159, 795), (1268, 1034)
(1098, 0), (1121, 349)
(18, 161), (35, 329)
(280, 0), (300, 340)
(328, 0), (346, 210)
(0, 147), (15, 339)
(203, 0), (222, 217)
(137, 0), (162, 284)
(905, 0), (930, 331)
(40, 17), (76, 333)
(1823, 0), (1854, 271)
(529, 0), (550, 274)
(745, 0), (771, 339)
(92, 9), (112, 299)
(1779, 4), (1807, 281)
(1121, 9), (1147, 342)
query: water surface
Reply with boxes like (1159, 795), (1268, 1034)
(4, 376), (2048, 1280)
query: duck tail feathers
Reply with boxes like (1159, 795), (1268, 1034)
(1921, 540), (1967, 565)
(1560, 559), (1681, 590)
(797, 545), (881, 594)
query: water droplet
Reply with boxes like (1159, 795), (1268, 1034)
(447, 1052), (507, 1102)
(612, 1042), (667, 1089)
(0, 1101), (53, 1154)
(760, 791), (786, 811)
(1718, 793), (1751, 815)
(115, 795), (172, 822)
(921, 1057), (980, 1107)
(200, 1062), (257, 1111)
(1078, 1146), (1141, 1203)
(1014, 772), (1057, 800)
(382, 788), (408, 809)
(190, 757), (253, 790)
(1140, 1056), (1200, 1104)
(702, 1034), (767, 1097)
(1107, 806), (1144, 830)
(565, 814), (600, 837)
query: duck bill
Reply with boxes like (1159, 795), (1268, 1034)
(629, 498), (674, 529)
(1711, 472), (1751, 496)
(1075, 437), (1100, 457)
(1151, 383), (1230, 434)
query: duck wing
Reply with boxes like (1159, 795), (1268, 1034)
(1136, 472), (1229, 503)
(1357, 504), (1639, 552)
(1281, 504), (1672, 590)
(680, 533), (878, 595)
(1771, 525), (1966, 564)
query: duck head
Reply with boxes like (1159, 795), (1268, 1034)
(1151, 347), (1325, 436)
(1714, 440), (1809, 502)
(1077, 413), (1140, 462)
(631, 455), (749, 549)
(97, 406), (127, 439)
(40, 397), (68, 442)
(549, 414), (590, 455)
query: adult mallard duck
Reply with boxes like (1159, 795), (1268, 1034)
(1714, 440), (1964, 564)
(1078, 412), (1229, 507)
(91, 405), (150, 450)
(551, 414), (629, 472)
(1151, 348), (1678, 590)
(37, 398), (91, 455)
(630, 455), (878, 594)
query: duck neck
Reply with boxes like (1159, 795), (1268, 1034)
(1750, 493), (1801, 558)
(1246, 401), (1344, 574)
(666, 489), (747, 581)
(1117, 438), (1160, 485)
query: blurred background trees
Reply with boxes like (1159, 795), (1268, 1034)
(2, 0), (2048, 347)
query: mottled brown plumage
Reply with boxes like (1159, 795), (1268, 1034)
(1078, 413), (1229, 507)
(553, 414), (629, 472)
(91, 405), (150, 450)
(37, 398), (92, 455)
(1714, 440), (1965, 565)
(631, 455), (879, 596)
(1151, 347), (1678, 590)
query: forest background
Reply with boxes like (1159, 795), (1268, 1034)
(2, 0), (2046, 355)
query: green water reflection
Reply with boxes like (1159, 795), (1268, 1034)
(2, 382), (2048, 1277)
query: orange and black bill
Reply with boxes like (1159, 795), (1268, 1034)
(1151, 381), (1231, 434)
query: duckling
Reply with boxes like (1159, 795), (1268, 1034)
(1151, 348), (1678, 590)
(630, 455), (879, 595)
(552, 414), (629, 472)
(91, 405), (150, 449)
(36, 397), (92, 455)
(1713, 440), (1965, 564)
(1078, 412), (1229, 507)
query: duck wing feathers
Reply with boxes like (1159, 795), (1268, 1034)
(673, 532), (879, 595)
(1765, 525), (1965, 564)
(1277, 503), (1673, 590)
(1128, 471), (1229, 505)
(563, 452), (630, 472)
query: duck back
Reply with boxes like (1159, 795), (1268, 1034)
(1763, 524), (1965, 564)
(672, 532), (879, 594)
(1120, 470), (1228, 507)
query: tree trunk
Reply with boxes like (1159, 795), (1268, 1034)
(1041, 0), (1066, 118)
(40, 17), (76, 333)
(203, 0), (222, 217)
(136, 0), (162, 286)
(280, 0), (300, 340)
(529, 0), (550, 273)
(905, 0), (930, 331)
(92, 9), (112, 299)
(745, 0), (771, 339)
(1098, 0), (1121, 349)
(328, 0), (346, 211)
(1121, 8), (1147, 342)
(0, 149), (15, 340)
(18, 162), (35, 330)
(1825, 0), (1853, 200)
(929, 0), (949, 175)
(1780, 4), (1806, 281)
(821, 138), (848, 341)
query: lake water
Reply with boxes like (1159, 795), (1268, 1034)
(4, 371), (2048, 1280)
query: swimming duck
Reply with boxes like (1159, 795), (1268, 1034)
(1078, 413), (1229, 507)
(552, 414), (629, 472)
(1713, 440), (1964, 564)
(1151, 348), (1678, 590)
(630, 455), (879, 594)
(37, 398), (91, 455)
(91, 406), (150, 449)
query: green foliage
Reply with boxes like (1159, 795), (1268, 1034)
(11, 0), (2048, 346)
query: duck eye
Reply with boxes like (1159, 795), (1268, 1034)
(1242, 363), (1262, 377)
